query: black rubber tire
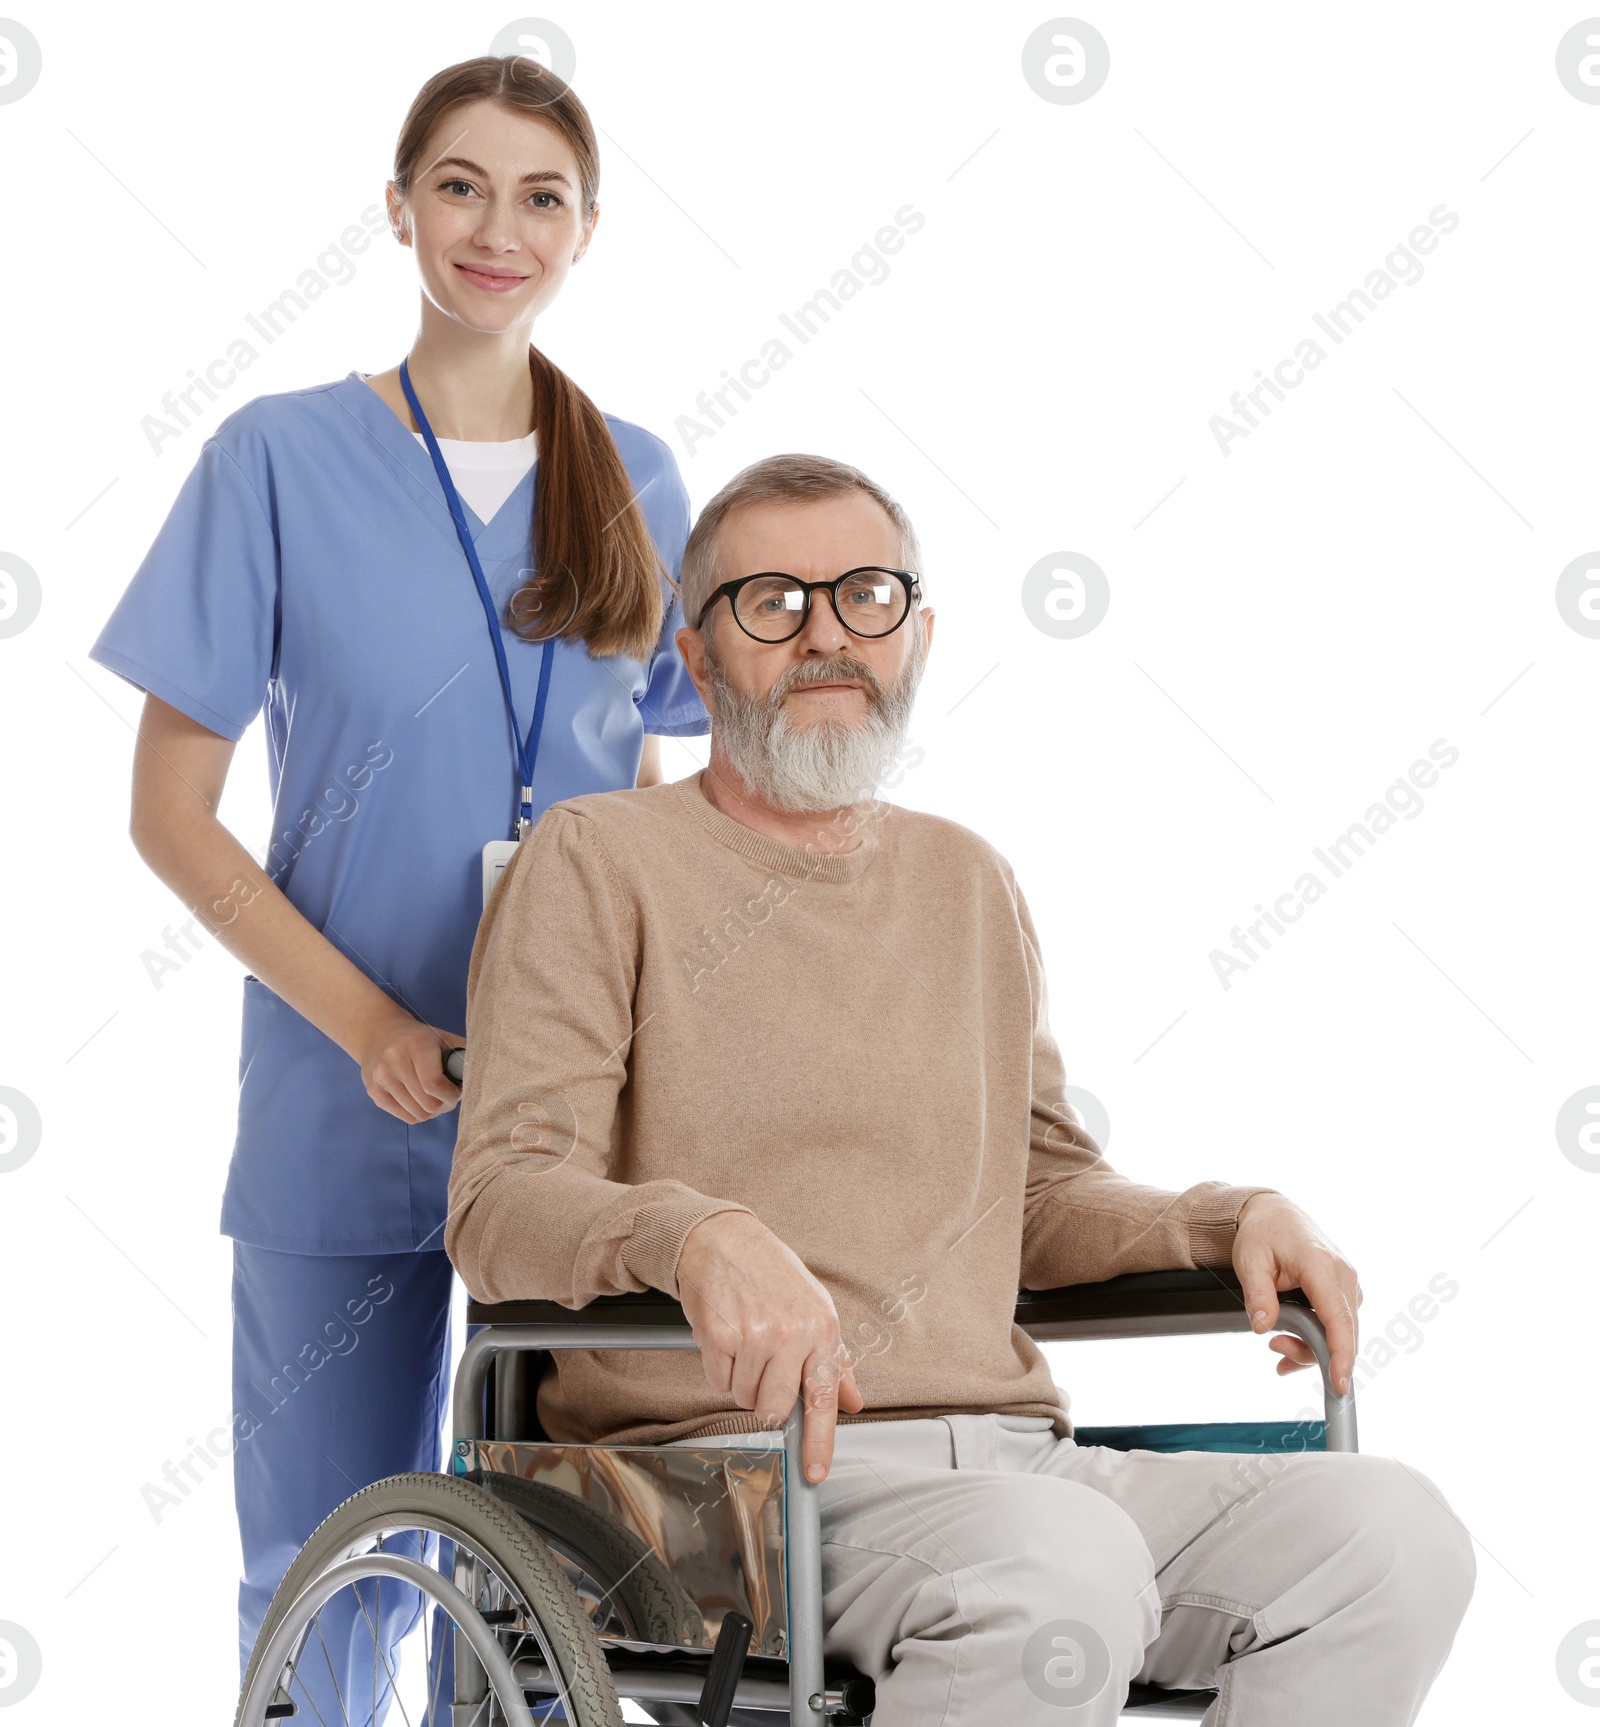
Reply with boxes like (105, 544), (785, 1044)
(235, 1470), (622, 1727)
(480, 1470), (704, 1648)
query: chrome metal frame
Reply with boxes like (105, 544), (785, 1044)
(449, 1274), (1356, 1722)
(452, 1323), (837, 1720)
(1015, 1290), (1358, 1454)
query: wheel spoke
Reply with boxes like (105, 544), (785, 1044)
(426, 1602), (448, 1727)
(282, 1612), (335, 1727)
(312, 1609), (351, 1726)
(287, 1669), (335, 1727)
(352, 1571), (415, 1727)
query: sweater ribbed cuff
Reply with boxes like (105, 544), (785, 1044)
(1187, 1184), (1281, 1268)
(620, 1195), (757, 1299)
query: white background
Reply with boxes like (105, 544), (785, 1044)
(1, 2), (1596, 1721)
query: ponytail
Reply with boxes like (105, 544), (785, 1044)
(506, 344), (665, 661)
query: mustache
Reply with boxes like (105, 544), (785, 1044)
(768, 654), (888, 707)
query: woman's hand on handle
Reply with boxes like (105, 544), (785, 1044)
(129, 693), (469, 1125)
(355, 1007), (464, 1125)
(675, 1210), (864, 1483)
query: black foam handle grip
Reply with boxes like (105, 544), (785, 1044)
(443, 1046), (465, 1084)
(698, 1610), (754, 1727)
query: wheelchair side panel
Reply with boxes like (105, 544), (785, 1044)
(458, 1439), (791, 1658)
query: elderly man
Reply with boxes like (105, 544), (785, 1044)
(446, 454), (1473, 1726)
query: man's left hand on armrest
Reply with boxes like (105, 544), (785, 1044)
(1232, 1191), (1363, 1394)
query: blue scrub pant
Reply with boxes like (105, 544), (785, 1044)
(232, 1243), (455, 1723)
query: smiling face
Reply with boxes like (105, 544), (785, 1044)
(387, 97), (595, 336)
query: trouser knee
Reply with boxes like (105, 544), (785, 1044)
(1309, 1454), (1476, 1642)
(826, 1471), (1161, 1727)
(961, 1478), (1161, 1679)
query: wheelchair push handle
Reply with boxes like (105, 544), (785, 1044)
(444, 1045), (465, 1085)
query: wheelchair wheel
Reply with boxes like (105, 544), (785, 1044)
(235, 1471), (622, 1727)
(480, 1471), (704, 1648)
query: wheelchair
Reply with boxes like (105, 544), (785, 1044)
(235, 1266), (1356, 1726)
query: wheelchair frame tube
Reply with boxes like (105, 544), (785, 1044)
(1269, 1304), (1358, 1452)
(781, 1400), (826, 1720)
(451, 1323), (827, 1723)
(452, 1324), (699, 1443)
(1017, 1300), (1358, 1453)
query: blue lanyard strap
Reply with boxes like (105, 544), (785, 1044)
(400, 358), (553, 840)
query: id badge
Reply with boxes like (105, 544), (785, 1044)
(481, 839), (519, 911)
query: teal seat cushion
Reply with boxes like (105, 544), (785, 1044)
(1072, 1420), (1326, 1454)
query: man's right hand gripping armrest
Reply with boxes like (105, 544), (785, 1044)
(676, 1209), (865, 1481)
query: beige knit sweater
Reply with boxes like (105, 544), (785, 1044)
(446, 773), (1276, 1445)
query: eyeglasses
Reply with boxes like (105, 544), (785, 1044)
(701, 567), (921, 643)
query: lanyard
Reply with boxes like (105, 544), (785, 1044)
(400, 357), (554, 840)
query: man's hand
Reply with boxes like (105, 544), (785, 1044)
(1232, 1192), (1363, 1394)
(675, 1211), (865, 1481)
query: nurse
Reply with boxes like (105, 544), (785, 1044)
(88, 54), (708, 1707)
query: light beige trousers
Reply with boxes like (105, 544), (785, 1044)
(699, 1413), (1475, 1726)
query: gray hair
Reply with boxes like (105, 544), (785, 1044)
(679, 453), (923, 630)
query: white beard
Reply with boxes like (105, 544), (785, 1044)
(707, 632), (924, 815)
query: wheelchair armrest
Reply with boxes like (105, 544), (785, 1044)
(1014, 1267), (1311, 1341)
(467, 1288), (688, 1328)
(463, 1267), (1353, 1450)
(469, 1267), (1308, 1340)
(1017, 1268), (1355, 1451)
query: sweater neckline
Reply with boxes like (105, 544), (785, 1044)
(674, 772), (884, 883)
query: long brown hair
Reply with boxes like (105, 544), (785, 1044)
(392, 56), (666, 661)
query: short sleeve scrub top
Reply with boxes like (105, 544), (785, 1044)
(88, 372), (708, 1254)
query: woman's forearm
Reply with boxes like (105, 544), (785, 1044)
(134, 802), (415, 1063)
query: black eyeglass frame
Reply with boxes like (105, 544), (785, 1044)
(699, 567), (923, 643)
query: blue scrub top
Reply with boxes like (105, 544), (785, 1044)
(89, 370), (709, 1254)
